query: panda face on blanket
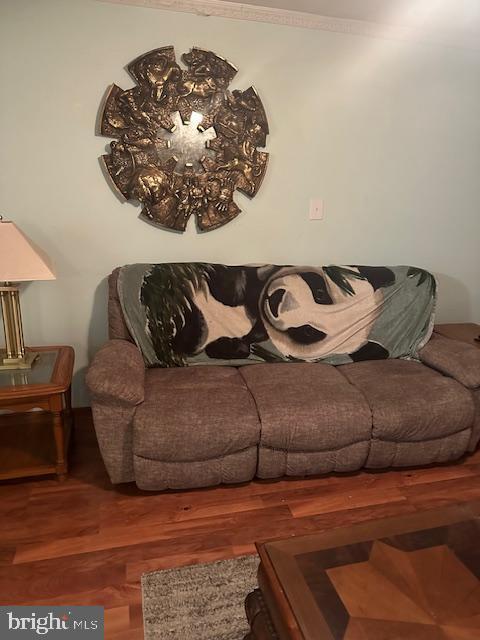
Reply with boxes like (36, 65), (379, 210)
(260, 266), (393, 360)
(171, 264), (395, 363)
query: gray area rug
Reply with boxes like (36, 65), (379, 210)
(142, 555), (260, 640)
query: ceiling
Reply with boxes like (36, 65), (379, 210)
(221, 0), (480, 33)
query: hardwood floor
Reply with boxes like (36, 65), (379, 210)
(1, 408), (480, 638)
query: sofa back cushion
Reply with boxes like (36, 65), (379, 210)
(115, 263), (437, 367)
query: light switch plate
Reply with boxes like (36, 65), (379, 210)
(309, 198), (324, 220)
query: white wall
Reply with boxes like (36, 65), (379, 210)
(1, 0), (479, 405)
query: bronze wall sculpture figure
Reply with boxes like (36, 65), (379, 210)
(100, 47), (269, 232)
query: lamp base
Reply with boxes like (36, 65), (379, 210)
(0, 351), (38, 370)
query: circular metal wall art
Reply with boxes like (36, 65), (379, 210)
(100, 47), (269, 232)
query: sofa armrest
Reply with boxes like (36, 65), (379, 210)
(86, 339), (145, 406)
(419, 333), (480, 389)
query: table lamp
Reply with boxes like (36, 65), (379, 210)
(0, 216), (56, 370)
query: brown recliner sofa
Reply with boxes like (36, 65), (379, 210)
(86, 269), (480, 491)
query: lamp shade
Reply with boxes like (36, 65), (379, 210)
(0, 219), (56, 282)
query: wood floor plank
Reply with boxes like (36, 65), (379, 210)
(14, 504), (293, 564)
(99, 493), (269, 530)
(128, 603), (144, 630)
(0, 546), (15, 567)
(401, 475), (480, 507)
(400, 462), (478, 486)
(1, 409), (480, 638)
(109, 626), (144, 640)
(104, 605), (130, 637)
(309, 500), (419, 532)
(288, 485), (407, 518)
(1, 493), (100, 546)
(19, 583), (142, 609)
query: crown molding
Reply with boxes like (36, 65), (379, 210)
(98, 0), (480, 50)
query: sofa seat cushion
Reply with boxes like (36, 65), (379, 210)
(133, 447), (258, 491)
(366, 431), (472, 469)
(133, 366), (261, 463)
(340, 360), (475, 443)
(240, 363), (372, 477)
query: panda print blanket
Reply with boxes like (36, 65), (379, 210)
(117, 263), (437, 367)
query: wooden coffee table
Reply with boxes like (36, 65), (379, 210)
(244, 502), (480, 639)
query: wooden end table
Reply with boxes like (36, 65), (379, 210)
(434, 322), (480, 347)
(0, 346), (74, 481)
(244, 501), (480, 639)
